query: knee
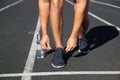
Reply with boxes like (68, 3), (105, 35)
(51, 0), (64, 11)
(74, 0), (88, 11)
(39, 0), (50, 6)
(39, 0), (49, 3)
(74, 0), (88, 4)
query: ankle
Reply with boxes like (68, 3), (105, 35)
(78, 34), (85, 39)
(55, 45), (64, 49)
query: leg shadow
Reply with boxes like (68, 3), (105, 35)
(86, 25), (119, 51)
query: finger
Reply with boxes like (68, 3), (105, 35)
(65, 45), (71, 52)
(70, 47), (74, 51)
(65, 44), (69, 51)
(41, 44), (45, 49)
(47, 41), (51, 50)
(42, 44), (47, 50)
(69, 47), (73, 51)
(44, 42), (49, 50)
(41, 42), (48, 50)
(67, 45), (75, 52)
(40, 42), (45, 49)
(71, 45), (76, 50)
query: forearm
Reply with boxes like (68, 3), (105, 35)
(70, 0), (88, 38)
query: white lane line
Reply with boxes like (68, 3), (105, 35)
(66, 0), (120, 32)
(88, 12), (120, 31)
(65, 0), (74, 5)
(0, 0), (24, 12)
(1, 71), (120, 77)
(90, 0), (120, 9)
(21, 17), (40, 80)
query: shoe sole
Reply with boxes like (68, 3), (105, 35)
(78, 49), (90, 53)
(51, 63), (65, 68)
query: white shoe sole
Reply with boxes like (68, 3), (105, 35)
(78, 49), (90, 53)
(51, 63), (65, 68)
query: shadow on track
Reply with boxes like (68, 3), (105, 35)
(86, 25), (119, 51)
(43, 25), (119, 65)
(64, 25), (119, 64)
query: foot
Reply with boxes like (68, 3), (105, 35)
(78, 37), (90, 53)
(51, 48), (65, 68)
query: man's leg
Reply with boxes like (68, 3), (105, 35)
(50, 0), (64, 48)
(38, 0), (51, 50)
(78, 2), (89, 39)
(76, 0), (90, 53)
(73, 0), (89, 39)
(50, 0), (65, 68)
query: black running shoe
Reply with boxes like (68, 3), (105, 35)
(78, 37), (90, 53)
(51, 48), (65, 68)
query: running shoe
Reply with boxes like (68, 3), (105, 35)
(78, 37), (90, 53)
(51, 48), (65, 68)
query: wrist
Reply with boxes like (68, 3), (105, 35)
(70, 32), (78, 38)
(41, 29), (48, 36)
(69, 35), (78, 40)
(42, 32), (48, 36)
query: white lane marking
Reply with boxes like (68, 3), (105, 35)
(66, 0), (74, 5)
(66, 0), (120, 32)
(90, 0), (120, 9)
(0, 0), (24, 12)
(88, 12), (120, 31)
(1, 71), (120, 77)
(21, 17), (40, 80)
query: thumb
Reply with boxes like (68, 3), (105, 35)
(65, 44), (70, 52)
(47, 41), (51, 50)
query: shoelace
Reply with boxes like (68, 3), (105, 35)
(55, 51), (61, 58)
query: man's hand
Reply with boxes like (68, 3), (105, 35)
(40, 35), (51, 50)
(65, 37), (77, 52)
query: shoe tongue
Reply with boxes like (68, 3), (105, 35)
(56, 48), (62, 51)
(56, 48), (64, 53)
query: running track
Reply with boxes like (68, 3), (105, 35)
(0, 0), (120, 80)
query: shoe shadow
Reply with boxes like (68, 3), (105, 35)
(44, 49), (55, 57)
(64, 25), (119, 64)
(64, 47), (78, 64)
